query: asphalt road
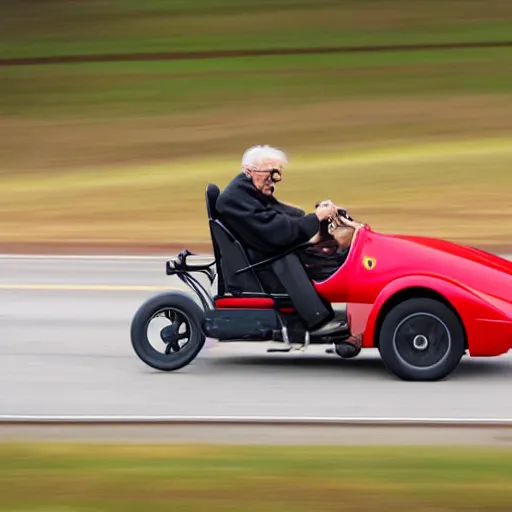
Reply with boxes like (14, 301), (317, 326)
(1, 254), (512, 420)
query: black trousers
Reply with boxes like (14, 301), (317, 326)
(251, 244), (347, 294)
(297, 245), (348, 282)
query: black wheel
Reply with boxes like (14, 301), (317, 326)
(130, 291), (206, 371)
(378, 298), (465, 381)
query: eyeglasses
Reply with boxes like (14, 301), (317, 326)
(252, 168), (282, 182)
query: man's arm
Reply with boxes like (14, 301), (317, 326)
(274, 200), (306, 218)
(217, 194), (320, 252)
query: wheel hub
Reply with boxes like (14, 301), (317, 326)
(147, 308), (191, 355)
(392, 312), (451, 368)
(160, 324), (179, 344)
(412, 334), (429, 351)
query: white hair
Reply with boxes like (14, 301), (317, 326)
(241, 144), (288, 172)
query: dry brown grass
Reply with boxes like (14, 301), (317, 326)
(1, 126), (511, 252)
(2, 94), (512, 172)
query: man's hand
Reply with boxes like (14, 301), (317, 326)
(315, 203), (337, 221)
(315, 199), (333, 208)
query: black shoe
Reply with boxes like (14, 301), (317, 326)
(311, 319), (349, 337)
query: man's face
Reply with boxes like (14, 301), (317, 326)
(247, 158), (283, 196)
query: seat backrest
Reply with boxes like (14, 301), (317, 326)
(206, 183), (220, 220)
(210, 221), (265, 295)
(205, 184), (264, 296)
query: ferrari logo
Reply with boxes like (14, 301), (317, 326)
(363, 256), (376, 270)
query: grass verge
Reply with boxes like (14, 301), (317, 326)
(1, 443), (512, 511)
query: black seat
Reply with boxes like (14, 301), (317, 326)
(205, 184), (333, 330)
(206, 184), (265, 296)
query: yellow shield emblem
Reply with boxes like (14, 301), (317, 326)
(363, 257), (376, 270)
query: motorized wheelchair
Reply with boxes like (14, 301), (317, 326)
(130, 184), (359, 372)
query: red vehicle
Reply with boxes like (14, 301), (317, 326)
(130, 184), (512, 381)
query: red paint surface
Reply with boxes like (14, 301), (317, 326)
(215, 297), (274, 309)
(313, 226), (512, 356)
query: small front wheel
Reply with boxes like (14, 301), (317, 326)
(378, 298), (465, 381)
(130, 292), (206, 371)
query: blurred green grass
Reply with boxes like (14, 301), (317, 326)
(2, 0), (512, 58)
(0, 0), (511, 248)
(3, 49), (512, 118)
(1, 443), (512, 511)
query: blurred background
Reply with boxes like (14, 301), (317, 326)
(1, 0), (511, 252)
(1, 3), (512, 510)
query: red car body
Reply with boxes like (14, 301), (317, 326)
(314, 226), (512, 358)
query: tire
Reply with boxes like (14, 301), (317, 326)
(378, 297), (465, 381)
(130, 291), (206, 371)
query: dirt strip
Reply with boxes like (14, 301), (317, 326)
(2, 41), (511, 66)
(1, 423), (512, 445)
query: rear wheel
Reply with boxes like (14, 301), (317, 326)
(130, 292), (206, 371)
(378, 298), (465, 381)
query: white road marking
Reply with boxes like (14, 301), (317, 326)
(0, 254), (212, 261)
(0, 284), (173, 291)
(1, 415), (512, 424)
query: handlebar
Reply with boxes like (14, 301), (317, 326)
(166, 249), (215, 276)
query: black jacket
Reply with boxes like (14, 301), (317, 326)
(216, 172), (320, 260)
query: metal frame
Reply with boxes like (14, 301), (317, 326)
(165, 249), (216, 311)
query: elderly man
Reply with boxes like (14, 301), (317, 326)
(215, 145), (353, 287)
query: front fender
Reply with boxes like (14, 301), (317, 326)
(362, 274), (512, 356)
